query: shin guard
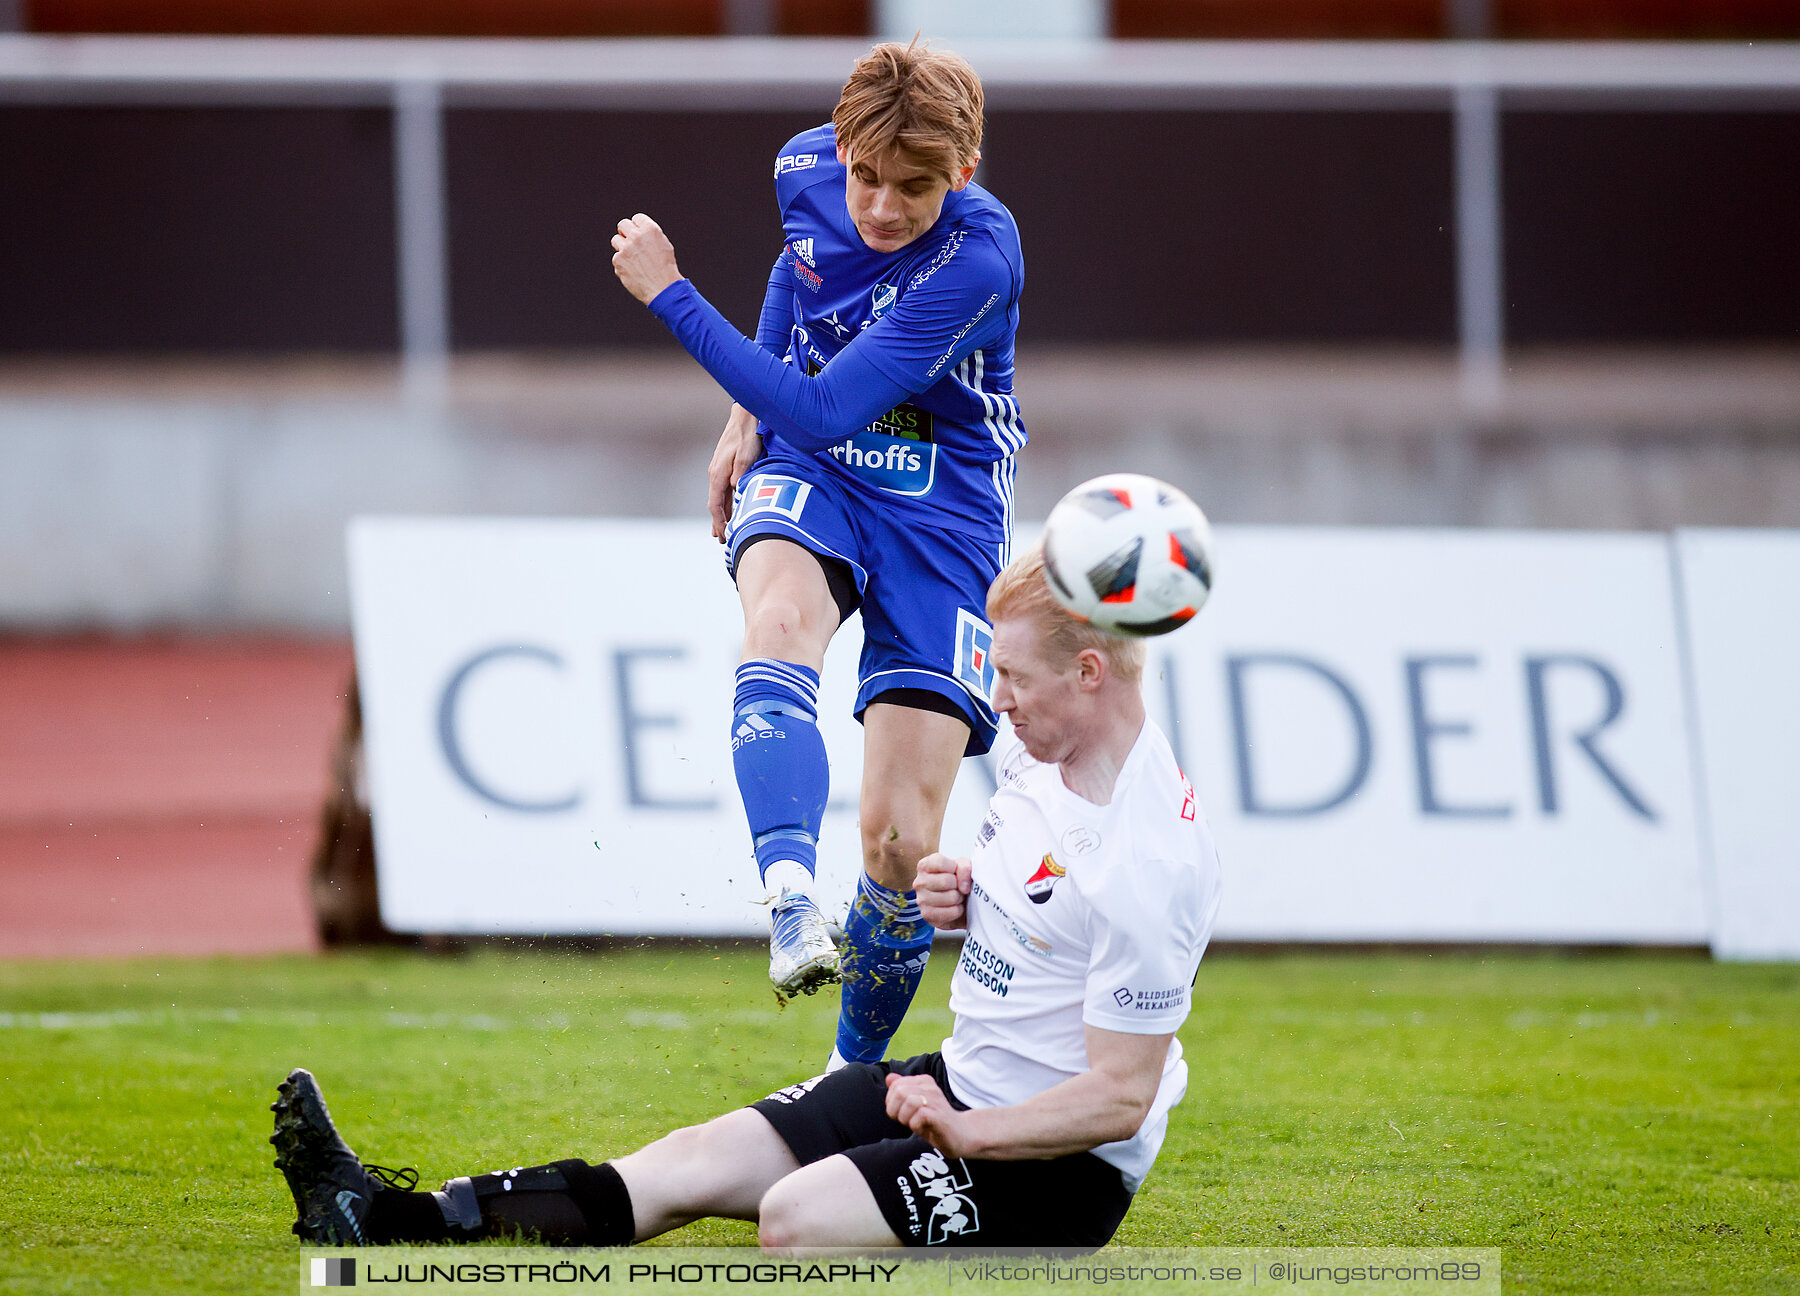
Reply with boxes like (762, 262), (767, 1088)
(433, 1161), (634, 1247)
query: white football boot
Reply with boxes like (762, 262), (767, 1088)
(764, 860), (840, 1000)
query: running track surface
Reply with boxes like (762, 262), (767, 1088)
(0, 637), (352, 958)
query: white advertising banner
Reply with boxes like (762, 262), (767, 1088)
(1676, 529), (1800, 961)
(348, 518), (996, 935)
(350, 519), (1709, 943)
(1164, 528), (1705, 943)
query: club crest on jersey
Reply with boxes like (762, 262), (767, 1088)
(954, 609), (996, 703)
(871, 281), (897, 320)
(737, 473), (811, 524)
(1024, 853), (1065, 904)
(1180, 772), (1196, 821)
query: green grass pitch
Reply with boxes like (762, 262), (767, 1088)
(1, 947), (1794, 1295)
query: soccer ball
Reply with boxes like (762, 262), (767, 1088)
(1040, 473), (1215, 637)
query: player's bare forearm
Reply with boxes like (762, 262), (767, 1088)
(951, 1068), (1150, 1160)
(887, 1027), (1171, 1160)
(915, 852), (970, 930)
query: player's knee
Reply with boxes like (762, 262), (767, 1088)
(742, 596), (815, 652)
(755, 1174), (816, 1249)
(859, 821), (924, 890)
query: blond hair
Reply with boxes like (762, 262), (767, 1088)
(986, 545), (1146, 685)
(832, 39), (984, 182)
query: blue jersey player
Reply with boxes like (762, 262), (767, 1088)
(612, 41), (1026, 1071)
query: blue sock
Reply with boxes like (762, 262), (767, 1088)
(732, 660), (828, 887)
(835, 874), (934, 1064)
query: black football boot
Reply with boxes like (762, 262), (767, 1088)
(271, 1068), (418, 1245)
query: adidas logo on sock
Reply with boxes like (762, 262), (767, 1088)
(732, 713), (786, 750)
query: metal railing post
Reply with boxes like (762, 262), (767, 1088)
(1455, 78), (1505, 413)
(393, 74), (450, 412)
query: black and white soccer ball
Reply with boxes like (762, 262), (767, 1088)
(1041, 473), (1215, 637)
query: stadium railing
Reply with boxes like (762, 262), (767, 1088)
(2, 36), (1798, 408)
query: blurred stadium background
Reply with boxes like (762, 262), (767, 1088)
(2, 8), (1798, 1294)
(2, 3), (1796, 955)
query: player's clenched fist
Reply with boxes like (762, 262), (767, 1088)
(884, 1073), (979, 1158)
(611, 214), (682, 305)
(914, 852), (971, 931)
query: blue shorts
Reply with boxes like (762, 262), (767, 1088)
(725, 454), (1004, 757)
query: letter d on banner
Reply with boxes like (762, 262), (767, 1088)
(1227, 653), (1372, 816)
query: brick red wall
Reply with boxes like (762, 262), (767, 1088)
(0, 637), (352, 957)
(23, 0), (867, 35)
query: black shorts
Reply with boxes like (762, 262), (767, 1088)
(750, 1053), (1133, 1249)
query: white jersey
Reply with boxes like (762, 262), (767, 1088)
(940, 720), (1222, 1192)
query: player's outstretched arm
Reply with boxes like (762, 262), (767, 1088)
(707, 403), (763, 542)
(627, 226), (1013, 455)
(645, 280), (910, 454)
(885, 1026), (1170, 1161)
(914, 852), (971, 930)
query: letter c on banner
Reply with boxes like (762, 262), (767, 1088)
(437, 645), (580, 812)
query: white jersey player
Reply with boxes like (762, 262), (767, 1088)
(941, 716), (1220, 1195)
(272, 545), (1221, 1250)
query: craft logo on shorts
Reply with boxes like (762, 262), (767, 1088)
(1024, 852), (1065, 905)
(904, 1150), (981, 1245)
(311, 1257), (356, 1286)
(954, 609), (996, 703)
(774, 152), (818, 177)
(737, 474), (811, 524)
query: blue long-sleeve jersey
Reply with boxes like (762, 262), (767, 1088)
(649, 123), (1027, 544)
